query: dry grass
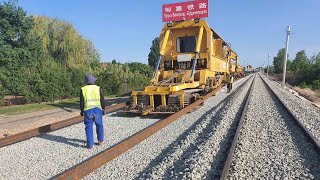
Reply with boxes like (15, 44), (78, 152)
(314, 89), (320, 97)
(291, 86), (319, 100)
(268, 74), (320, 106)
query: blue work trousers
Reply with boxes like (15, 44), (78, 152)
(84, 107), (104, 147)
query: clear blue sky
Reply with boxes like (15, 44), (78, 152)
(11, 0), (320, 67)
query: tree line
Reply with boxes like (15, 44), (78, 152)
(0, 1), (154, 104)
(271, 48), (320, 89)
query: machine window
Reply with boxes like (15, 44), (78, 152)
(177, 36), (196, 53)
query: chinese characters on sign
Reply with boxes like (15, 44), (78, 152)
(162, 0), (208, 22)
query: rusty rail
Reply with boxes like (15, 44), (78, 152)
(0, 103), (127, 148)
(53, 75), (254, 180)
(220, 74), (320, 179)
(53, 85), (223, 180)
(259, 74), (320, 150)
(220, 74), (256, 180)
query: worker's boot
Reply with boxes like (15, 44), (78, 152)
(85, 145), (93, 149)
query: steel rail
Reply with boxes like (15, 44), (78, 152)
(259, 73), (320, 151)
(53, 86), (225, 180)
(0, 103), (127, 148)
(220, 74), (256, 180)
(52, 75), (254, 180)
(221, 73), (320, 179)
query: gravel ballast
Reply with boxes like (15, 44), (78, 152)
(262, 75), (320, 142)
(84, 75), (253, 180)
(229, 75), (320, 179)
(0, 75), (252, 180)
(0, 114), (160, 179)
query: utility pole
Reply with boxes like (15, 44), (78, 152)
(267, 54), (270, 79)
(282, 26), (291, 86)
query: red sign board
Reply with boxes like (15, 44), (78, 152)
(162, 0), (209, 22)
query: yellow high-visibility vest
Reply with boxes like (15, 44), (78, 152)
(81, 85), (102, 111)
(228, 76), (234, 83)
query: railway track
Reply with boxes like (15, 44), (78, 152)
(3, 74), (317, 179)
(221, 74), (320, 179)
(1, 75), (252, 179)
(53, 85), (226, 179)
(263, 75), (320, 142)
(81, 73), (319, 180)
(67, 75), (254, 179)
(0, 103), (127, 148)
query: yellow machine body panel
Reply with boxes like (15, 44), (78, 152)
(128, 20), (240, 114)
(236, 66), (243, 73)
(230, 64), (236, 73)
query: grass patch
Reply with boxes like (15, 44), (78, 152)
(0, 98), (79, 115)
(0, 94), (128, 115)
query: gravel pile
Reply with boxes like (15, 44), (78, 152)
(261, 74), (320, 142)
(229, 75), (320, 179)
(0, 114), (160, 179)
(84, 75), (253, 180)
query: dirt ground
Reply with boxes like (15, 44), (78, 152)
(268, 74), (320, 108)
(0, 96), (129, 138)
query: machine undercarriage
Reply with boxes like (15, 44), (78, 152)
(122, 74), (224, 115)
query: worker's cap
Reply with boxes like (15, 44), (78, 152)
(85, 74), (97, 84)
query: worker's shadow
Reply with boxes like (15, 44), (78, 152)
(39, 133), (86, 148)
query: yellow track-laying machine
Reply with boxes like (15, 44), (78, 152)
(123, 19), (242, 115)
(230, 54), (244, 78)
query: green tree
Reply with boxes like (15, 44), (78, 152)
(97, 64), (129, 95)
(0, 0), (33, 48)
(0, 1), (156, 104)
(0, 1), (101, 103)
(310, 53), (320, 64)
(97, 63), (151, 95)
(0, 0), (44, 97)
(291, 50), (310, 75)
(111, 59), (117, 64)
(307, 53), (320, 88)
(148, 37), (159, 68)
(126, 62), (153, 77)
(32, 16), (100, 68)
(273, 48), (286, 74)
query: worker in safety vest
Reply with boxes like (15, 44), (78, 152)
(227, 74), (234, 93)
(80, 74), (106, 149)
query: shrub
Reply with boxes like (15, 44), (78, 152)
(312, 80), (320, 89)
